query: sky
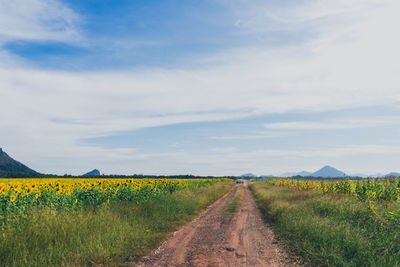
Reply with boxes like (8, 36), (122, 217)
(1, 0), (400, 176)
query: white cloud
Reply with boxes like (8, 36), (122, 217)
(0, 0), (81, 44)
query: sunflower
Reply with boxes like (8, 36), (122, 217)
(10, 195), (16, 202)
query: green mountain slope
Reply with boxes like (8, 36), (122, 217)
(0, 148), (39, 178)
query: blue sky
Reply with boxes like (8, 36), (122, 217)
(1, 0), (400, 176)
(2, 0), (308, 70)
(2, 0), (244, 70)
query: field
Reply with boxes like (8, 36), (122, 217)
(250, 178), (400, 266)
(0, 178), (233, 266)
(3, 176), (399, 266)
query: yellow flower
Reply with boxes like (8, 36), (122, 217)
(10, 195), (16, 202)
(75, 199), (78, 203)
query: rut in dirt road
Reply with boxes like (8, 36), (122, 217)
(135, 184), (295, 267)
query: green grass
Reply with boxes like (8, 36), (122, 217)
(224, 185), (243, 216)
(0, 181), (233, 267)
(250, 182), (400, 267)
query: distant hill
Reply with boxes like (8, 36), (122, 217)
(282, 171), (312, 177)
(311, 165), (346, 178)
(281, 166), (346, 178)
(349, 173), (369, 178)
(0, 148), (39, 178)
(281, 172), (297, 177)
(260, 175), (274, 178)
(348, 173), (385, 178)
(83, 169), (101, 177)
(384, 172), (400, 178)
(241, 173), (257, 179)
(298, 171), (312, 177)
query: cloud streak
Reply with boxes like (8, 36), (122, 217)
(264, 116), (400, 130)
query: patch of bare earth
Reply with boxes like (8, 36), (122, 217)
(133, 184), (297, 267)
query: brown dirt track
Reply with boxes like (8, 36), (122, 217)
(134, 183), (296, 267)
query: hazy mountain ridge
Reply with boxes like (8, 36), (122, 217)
(282, 171), (312, 177)
(1, 147), (399, 179)
(241, 173), (257, 178)
(281, 166), (400, 179)
(384, 172), (400, 177)
(282, 166), (345, 178)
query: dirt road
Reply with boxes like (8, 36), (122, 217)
(135, 184), (295, 267)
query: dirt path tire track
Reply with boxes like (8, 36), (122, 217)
(134, 183), (295, 267)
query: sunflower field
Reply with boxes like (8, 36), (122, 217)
(0, 178), (229, 214)
(0, 177), (233, 266)
(250, 179), (400, 266)
(265, 177), (400, 221)
(266, 177), (400, 201)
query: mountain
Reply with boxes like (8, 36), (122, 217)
(281, 172), (298, 177)
(384, 172), (400, 178)
(83, 169), (101, 177)
(349, 173), (384, 178)
(298, 171), (312, 176)
(311, 165), (346, 178)
(0, 148), (39, 177)
(349, 173), (369, 178)
(241, 173), (257, 178)
(281, 171), (312, 177)
(260, 175), (274, 178)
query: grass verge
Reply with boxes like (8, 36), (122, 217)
(0, 181), (233, 267)
(250, 182), (400, 267)
(224, 185), (244, 216)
